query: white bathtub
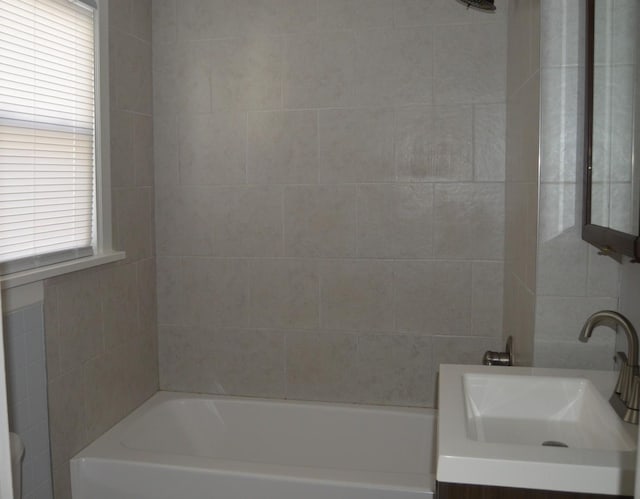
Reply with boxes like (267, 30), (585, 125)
(71, 391), (436, 499)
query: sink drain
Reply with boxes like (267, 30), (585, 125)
(542, 441), (568, 448)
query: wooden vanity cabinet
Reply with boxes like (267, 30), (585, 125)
(436, 481), (632, 499)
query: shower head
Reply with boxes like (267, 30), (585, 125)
(461, 0), (496, 11)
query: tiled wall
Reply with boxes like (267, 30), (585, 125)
(619, 262), (640, 340)
(43, 2), (158, 498)
(533, 0), (620, 369)
(4, 303), (52, 499)
(153, 0), (507, 407)
(503, 0), (540, 366)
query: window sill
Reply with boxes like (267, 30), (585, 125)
(0, 250), (126, 289)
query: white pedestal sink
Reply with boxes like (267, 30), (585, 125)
(437, 364), (638, 495)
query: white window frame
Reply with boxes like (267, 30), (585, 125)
(0, 0), (125, 291)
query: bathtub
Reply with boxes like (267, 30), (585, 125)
(71, 391), (436, 499)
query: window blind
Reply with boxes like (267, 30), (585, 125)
(0, 0), (97, 274)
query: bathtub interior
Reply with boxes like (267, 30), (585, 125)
(121, 395), (437, 476)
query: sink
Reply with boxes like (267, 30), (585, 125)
(437, 365), (638, 495)
(463, 373), (634, 451)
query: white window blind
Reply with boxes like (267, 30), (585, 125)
(0, 0), (97, 275)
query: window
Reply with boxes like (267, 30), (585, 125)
(0, 0), (120, 284)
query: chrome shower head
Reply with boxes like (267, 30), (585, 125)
(461, 0), (496, 11)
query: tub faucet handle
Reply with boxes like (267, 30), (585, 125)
(482, 336), (513, 366)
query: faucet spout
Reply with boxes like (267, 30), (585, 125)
(579, 310), (640, 424)
(579, 310), (638, 367)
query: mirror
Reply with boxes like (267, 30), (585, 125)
(583, 0), (640, 259)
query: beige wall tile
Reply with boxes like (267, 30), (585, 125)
(154, 0), (509, 408)
(507, 0), (536, 93)
(178, 112), (246, 185)
(319, 0), (394, 30)
(56, 271), (103, 373)
(506, 76), (540, 184)
(109, 0), (132, 34)
(47, 370), (86, 470)
(249, 259), (319, 329)
(586, 246), (620, 298)
(100, 264), (140, 349)
(43, 285), (60, 380)
(83, 348), (130, 442)
(209, 186), (283, 257)
(155, 187), (214, 256)
(396, 105), (473, 182)
(433, 183), (505, 260)
(153, 115), (179, 185)
(284, 186), (357, 257)
(471, 262), (504, 337)
(319, 260), (394, 331)
(133, 114), (154, 187)
(123, 335), (159, 408)
(153, 42), (178, 72)
(537, 226), (589, 297)
(110, 109), (134, 188)
(177, 0), (318, 40)
(176, 0), (220, 40)
(233, 0), (318, 36)
(354, 28), (433, 107)
(474, 103), (506, 182)
(209, 329), (286, 397)
(162, 42), (213, 115)
(156, 257), (185, 325)
(535, 296), (618, 344)
(357, 334), (434, 406)
(248, 110), (318, 184)
(152, 0), (177, 44)
(534, 340), (614, 370)
(357, 184), (433, 258)
(137, 258), (158, 333)
(318, 108), (395, 183)
(210, 36), (283, 111)
(394, 261), (472, 334)
(132, 0), (152, 42)
(160, 326), (283, 397)
(181, 258), (249, 327)
(619, 262), (640, 333)
(114, 187), (154, 262)
(110, 30), (152, 114)
(503, 274), (536, 366)
(286, 332), (358, 402)
(158, 325), (217, 392)
(434, 22), (506, 104)
(283, 31), (357, 108)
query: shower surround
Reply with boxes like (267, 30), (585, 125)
(153, 0), (508, 407)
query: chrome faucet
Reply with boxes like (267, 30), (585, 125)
(579, 310), (640, 424)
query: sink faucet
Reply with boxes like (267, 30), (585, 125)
(579, 310), (640, 424)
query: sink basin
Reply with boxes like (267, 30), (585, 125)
(437, 365), (638, 495)
(463, 373), (634, 451)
